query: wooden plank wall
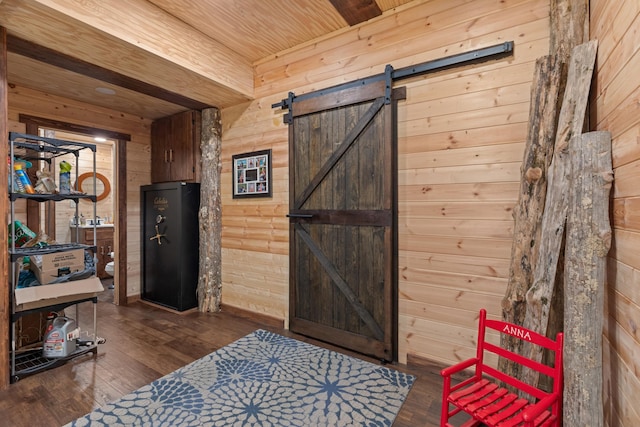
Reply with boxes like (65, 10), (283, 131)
(221, 0), (550, 362)
(591, 1), (640, 426)
(7, 85), (151, 297)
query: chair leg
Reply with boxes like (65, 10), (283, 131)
(441, 377), (450, 427)
(440, 377), (451, 427)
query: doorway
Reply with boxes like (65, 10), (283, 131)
(19, 114), (129, 305)
(41, 129), (116, 298)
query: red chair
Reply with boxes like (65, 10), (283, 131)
(440, 309), (563, 427)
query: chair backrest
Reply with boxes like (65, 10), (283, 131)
(474, 309), (563, 401)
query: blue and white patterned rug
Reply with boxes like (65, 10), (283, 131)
(66, 329), (415, 426)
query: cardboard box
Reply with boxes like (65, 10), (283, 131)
(29, 249), (85, 284)
(15, 277), (104, 311)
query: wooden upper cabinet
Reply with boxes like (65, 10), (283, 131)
(151, 110), (202, 183)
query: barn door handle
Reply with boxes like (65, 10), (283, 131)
(286, 213), (313, 218)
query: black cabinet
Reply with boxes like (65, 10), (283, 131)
(141, 182), (200, 311)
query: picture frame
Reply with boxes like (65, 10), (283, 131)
(232, 149), (272, 199)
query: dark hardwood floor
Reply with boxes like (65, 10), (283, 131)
(0, 284), (444, 426)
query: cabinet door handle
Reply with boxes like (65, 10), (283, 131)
(164, 150), (168, 163)
(100, 246), (104, 255)
(169, 149), (174, 162)
(108, 246), (111, 254)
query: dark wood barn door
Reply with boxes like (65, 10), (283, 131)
(288, 78), (402, 361)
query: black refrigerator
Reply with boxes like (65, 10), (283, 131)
(141, 182), (200, 311)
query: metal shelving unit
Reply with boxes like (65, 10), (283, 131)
(8, 132), (101, 383)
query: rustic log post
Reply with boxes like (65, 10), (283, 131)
(499, 54), (564, 379)
(564, 131), (612, 426)
(522, 40), (597, 386)
(550, 0), (589, 62)
(197, 108), (223, 312)
(540, 1), (590, 390)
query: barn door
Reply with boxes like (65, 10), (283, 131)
(287, 77), (402, 361)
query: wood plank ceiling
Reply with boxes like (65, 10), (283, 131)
(0, 0), (413, 120)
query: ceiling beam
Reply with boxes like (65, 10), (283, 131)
(8, 35), (211, 111)
(28, 0), (254, 99)
(329, 0), (382, 26)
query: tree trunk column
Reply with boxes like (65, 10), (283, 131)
(197, 108), (222, 312)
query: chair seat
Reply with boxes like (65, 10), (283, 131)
(448, 379), (555, 427)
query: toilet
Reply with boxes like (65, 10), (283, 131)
(105, 252), (115, 277)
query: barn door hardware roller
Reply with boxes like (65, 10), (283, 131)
(272, 41), (514, 121)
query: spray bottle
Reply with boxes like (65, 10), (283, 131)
(8, 157), (22, 193)
(59, 160), (72, 194)
(13, 164), (35, 194)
